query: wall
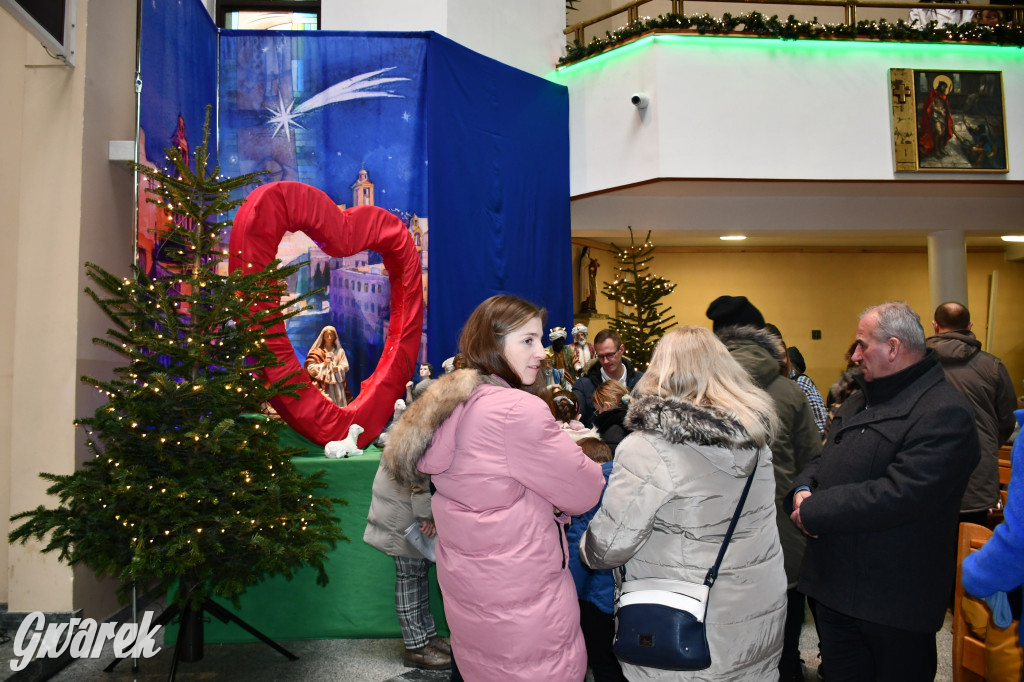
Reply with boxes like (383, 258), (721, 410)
(574, 244), (1024, 397)
(554, 35), (1024, 192)
(2, 0), (87, 612)
(0, 7), (24, 607)
(1, 0), (135, 618)
(72, 0), (141, 619)
(321, 0), (566, 77)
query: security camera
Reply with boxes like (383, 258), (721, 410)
(630, 93), (649, 109)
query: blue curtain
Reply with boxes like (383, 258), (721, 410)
(425, 34), (572, 365)
(138, 0), (217, 179)
(140, 0), (573, 392)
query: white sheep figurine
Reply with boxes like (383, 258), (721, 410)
(392, 398), (407, 423)
(373, 399), (408, 448)
(325, 424), (364, 458)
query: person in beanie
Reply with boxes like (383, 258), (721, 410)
(705, 295), (766, 332)
(708, 296), (822, 682)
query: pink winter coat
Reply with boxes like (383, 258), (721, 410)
(415, 377), (605, 681)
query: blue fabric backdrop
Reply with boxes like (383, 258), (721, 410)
(138, 0), (572, 412)
(136, 0), (217, 279)
(425, 34), (573, 365)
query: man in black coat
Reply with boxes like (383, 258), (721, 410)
(786, 301), (979, 682)
(572, 329), (643, 427)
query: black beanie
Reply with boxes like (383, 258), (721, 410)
(706, 295), (765, 331)
(787, 346), (806, 375)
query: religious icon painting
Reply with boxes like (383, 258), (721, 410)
(889, 68), (1007, 173)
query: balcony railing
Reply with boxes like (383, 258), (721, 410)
(562, 0), (1024, 64)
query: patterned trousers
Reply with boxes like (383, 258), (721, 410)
(394, 555), (437, 650)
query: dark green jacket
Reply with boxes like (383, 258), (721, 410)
(718, 326), (823, 588)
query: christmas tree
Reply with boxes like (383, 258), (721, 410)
(601, 227), (677, 370)
(8, 108), (345, 611)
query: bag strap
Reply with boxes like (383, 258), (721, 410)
(617, 451), (760, 590)
(703, 451), (759, 588)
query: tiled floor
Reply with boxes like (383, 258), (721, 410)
(0, 607), (955, 681)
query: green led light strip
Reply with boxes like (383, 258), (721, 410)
(557, 13), (1024, 70)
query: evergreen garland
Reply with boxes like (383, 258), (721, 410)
(8, 107), (346, 610)
(561, 11), (1024, 65)
(601, 227), (677, 370)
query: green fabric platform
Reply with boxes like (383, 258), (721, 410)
(170, 427), (447, 643)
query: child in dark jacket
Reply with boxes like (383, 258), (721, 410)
(567, 437), (627, 682)
(592, 380), (632, 454)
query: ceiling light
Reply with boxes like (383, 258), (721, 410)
(1001, 235), (1024, 242)
(720, 235), (747, 241)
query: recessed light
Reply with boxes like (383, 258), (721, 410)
(1001, 235), (1024, 242)
(720, 235), (747, 241)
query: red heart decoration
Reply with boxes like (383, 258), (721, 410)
(229, 181), (423, 448)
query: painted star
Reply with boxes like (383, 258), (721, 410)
(265, 94), (306, 141)
(265, 67), (410, 139)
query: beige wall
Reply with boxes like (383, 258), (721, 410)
(2, 0), (135, 617)
(573, 244), (1024, 398)
(0, 7), (24, 609)
(2, 3), (86, 611)
(73, 0), (141, 619)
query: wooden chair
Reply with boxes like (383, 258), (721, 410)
(953, 522), (993, 682)
(999, 445), (1012, 487)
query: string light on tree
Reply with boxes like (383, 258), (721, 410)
(9, 106), (346, 612)
(600, 226), (677, 370)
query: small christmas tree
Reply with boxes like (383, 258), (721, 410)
(9, 107), (345, 611)
(601, 227), (677, 370)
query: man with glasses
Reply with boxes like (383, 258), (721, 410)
(572, 330), (643, 427)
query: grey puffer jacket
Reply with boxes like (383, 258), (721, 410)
(717, 326), (822, 588)
(926, 330), (1017, 513)
(363, 459), (433, 559)
(581, 395), (787, 681)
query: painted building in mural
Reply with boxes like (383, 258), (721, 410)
(282, 167), (429, 382)
(328, 168), (429, 365)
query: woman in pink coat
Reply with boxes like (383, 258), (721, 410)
(385, 295), (606, 681)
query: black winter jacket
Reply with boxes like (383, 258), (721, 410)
(572, 358), (643, 428)
(786, 354), (979, 633)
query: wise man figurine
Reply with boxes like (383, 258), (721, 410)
(571, 324), (595, 376)
(546, 327), (576, 388)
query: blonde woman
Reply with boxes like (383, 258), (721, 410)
(581, 326), (787, 681)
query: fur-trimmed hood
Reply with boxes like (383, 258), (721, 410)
(383, 369), (492, 486)
(625, 394), (761, 476)
(716, 325), (786, 389)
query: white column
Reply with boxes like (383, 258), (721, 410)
(927, 230), (968, 315)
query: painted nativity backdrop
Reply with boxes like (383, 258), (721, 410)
(136, 0), (572, 444)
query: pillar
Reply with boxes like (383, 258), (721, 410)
(927, 230), (968, 317)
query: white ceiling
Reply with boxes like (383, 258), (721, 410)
(571, 179), (1024, 250)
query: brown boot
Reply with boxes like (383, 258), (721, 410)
(404, 644), (451, 670)
(428, 635), (451, 655)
